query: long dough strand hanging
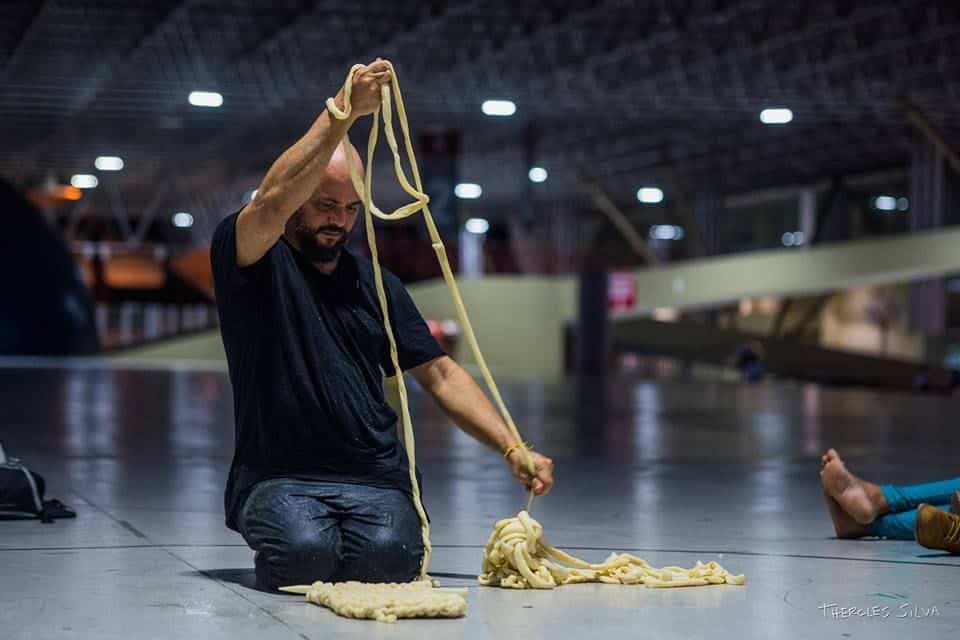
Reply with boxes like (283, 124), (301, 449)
(278, 64), (506, 619)
(283, 64), (745, 622)
(326, 63), (537, 580)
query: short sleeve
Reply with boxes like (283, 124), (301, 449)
(210, 211), (267, 305)
(381, 274), (446, 375)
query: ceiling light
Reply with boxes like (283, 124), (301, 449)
(481, 100), (516, 117)
(70, 174), (98, 189)
(172, 212), (194, 228)
(189, 91), (223, 107)
(637, 187), (664, 204)
(528, 167), (548, 183)
(896, 197), (909, 211)
(94, 156), (124, 171)
(649, 224), (684, 241)
(759, 108), (793, 124)
(782, 231), (805, 247)
(455, 183), (482, 199)
(465, 217), (490, 234)
(873, 195), (897, 211)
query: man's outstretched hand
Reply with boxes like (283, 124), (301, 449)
(332, 58), (392, 117)
(506, 448), (555, 497)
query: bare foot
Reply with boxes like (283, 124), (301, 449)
(820, 448), (839, 471)
(819, 449), (887, 526)
(822, 491), (871, 538)
(819, 448), (874, 538)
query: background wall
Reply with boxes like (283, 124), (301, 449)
(407, 276), (576, 378)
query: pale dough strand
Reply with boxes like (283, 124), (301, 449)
(478, 511), (746, 589)
(282, 63), (534, 623)
(326, 63), (536, 579)
(294, 65), (747, 625)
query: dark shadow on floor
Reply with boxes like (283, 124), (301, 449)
(430, 571), (477, 580)
(184, 568), (283, 594)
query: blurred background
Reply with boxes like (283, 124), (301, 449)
(2, 0), (960, 392)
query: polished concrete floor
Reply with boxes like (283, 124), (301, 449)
(1, 361), (958, 639)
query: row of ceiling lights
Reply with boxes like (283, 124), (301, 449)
(59, 91), (231, 231)
(182, 92), (798, 237)
(648, 227), (808, 246)
(647, 191), (909, 248)
(63, 94), (798, 238)
(467, 102), (791, 199)
(63, 91), (233, 228)
(186, 89), (790, 211)
(68, 155), (194, 229)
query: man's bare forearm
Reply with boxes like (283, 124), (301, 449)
(236, 102), (354, 266)
(412, 356), (554, 494)
(425, 360), (517, 453)
(255, 102), (354, 224)
(234, 60), (391, 266)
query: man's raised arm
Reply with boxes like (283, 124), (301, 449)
(234, 59), (391, 267)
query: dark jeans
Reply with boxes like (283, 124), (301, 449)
(238, 478), (424, 591)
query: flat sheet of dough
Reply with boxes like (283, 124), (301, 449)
(282, 581), (467, 623)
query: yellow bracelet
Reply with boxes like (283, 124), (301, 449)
(503, 442), (532, 460)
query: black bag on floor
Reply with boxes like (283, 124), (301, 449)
(0, 443), (75, 523)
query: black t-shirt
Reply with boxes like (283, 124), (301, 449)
(211, 212), (445, 530)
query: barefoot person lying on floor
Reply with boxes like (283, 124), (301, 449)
(819, 448), (960, 553)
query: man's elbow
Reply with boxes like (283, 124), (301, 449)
(414, 355), (456, 395)
(435, 355), (460, 382)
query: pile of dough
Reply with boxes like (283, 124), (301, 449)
(479, 511), (746, 589)
(280, 581), (467, 623)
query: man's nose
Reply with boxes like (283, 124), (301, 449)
(324, 207), (347, 227)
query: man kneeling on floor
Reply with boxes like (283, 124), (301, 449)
(210, 58), (554, 591)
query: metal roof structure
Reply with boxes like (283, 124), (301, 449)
(2, 0), (958, 242)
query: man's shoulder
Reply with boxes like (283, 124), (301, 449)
(214, 210), (241, 234)
(212, 209), (290, 267)
(211, 211), (241, 255)
(210, 210), (281, 294)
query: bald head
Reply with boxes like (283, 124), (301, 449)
(283, 141), (365, 267)
(301, 141), (365, 211)
(324, 141), (364, 185)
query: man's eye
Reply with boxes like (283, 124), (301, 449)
(348, 204), (362, 214)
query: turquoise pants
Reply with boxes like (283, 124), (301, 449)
(869, 478), (960, 539)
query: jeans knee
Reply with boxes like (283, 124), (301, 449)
(288, 533), (339, 580)
(256, 533), (339, 590)
(342, 532), (423, 583)
(380, 538), (423, 582)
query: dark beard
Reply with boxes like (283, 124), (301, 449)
(290, 212), (352, 263)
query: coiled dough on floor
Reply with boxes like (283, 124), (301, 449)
(479, 511), (746, 589)
(280, 581), (468, 623)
